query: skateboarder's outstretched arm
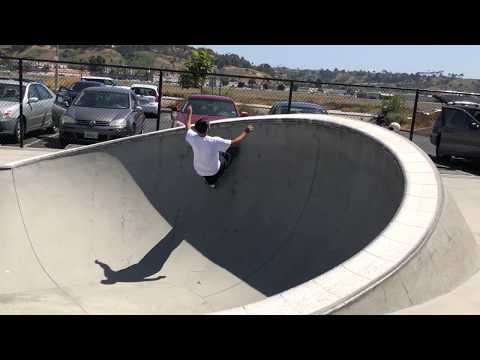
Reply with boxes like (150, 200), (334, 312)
(231, 125), (254, 146)
(185, 105), (193, 131)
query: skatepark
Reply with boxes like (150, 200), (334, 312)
(0, 114), (479, 314)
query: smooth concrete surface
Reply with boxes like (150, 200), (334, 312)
(334, 188), (480, 314)
(0, 115), (472, 314)
(392, 176), (480, 314)
(0, 147), (58, 167)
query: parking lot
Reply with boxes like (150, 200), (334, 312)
(2, 109), (479, 178)
(0, 112), (174, 150)
(400, 131), (480, 177)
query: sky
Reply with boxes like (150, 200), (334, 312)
(193, 45), (480, 79)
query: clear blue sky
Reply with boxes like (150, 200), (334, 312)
(193, 45), (480, 79)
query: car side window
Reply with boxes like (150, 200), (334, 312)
(443, 109), (471, 130)
(472, 111), (480, 123)
(36, 84), (53, 100)
(28, 85), (41, 99)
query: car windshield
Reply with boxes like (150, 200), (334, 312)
(73, 91), (130, 109)
(132, 87), (156, 97)
(71, 82), (101, 92)
(280, 105), (325, 114)
(188, 99), (237, 117)
(0, 84), (26, 101)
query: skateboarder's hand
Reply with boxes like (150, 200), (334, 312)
(246, 125), (254, 133)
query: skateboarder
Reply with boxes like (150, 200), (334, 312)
(184, 105), (254, 188)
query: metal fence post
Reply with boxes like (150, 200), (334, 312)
(54, 45), (59, 92)
(18, 58), (24, 148)
(287, 81), (294, 113)
(409, 89), (420, 141)
(156, 71), (163, 131)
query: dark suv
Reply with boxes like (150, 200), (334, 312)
(431, 99), (480, 161)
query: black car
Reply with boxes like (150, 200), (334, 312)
(269, 101), (327, 114)
(430, 98), (480, 161)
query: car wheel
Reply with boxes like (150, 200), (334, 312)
(46, 124), (57, 134)
(436, 137), (450, 163)
(59, 135), (69, 148)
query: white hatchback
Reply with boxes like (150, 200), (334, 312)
(130, 84), (159, 117)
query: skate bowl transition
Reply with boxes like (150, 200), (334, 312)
(0, 114), (478, 315)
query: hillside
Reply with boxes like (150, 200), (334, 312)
(0, 45), (478, 92)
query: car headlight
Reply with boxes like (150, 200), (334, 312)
(61, 115), (76, 124)
(110, 118), (127, 128)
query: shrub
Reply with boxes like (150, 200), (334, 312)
(381, 95), (408, 125)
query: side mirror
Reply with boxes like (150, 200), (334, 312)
(136, 106), (143, 112)
(240, 111), (249, 117)
(63, 100), (70, 108)
(29, 97), (39, 103)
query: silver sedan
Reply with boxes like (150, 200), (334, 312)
(0, 79), (56, 143)
(59, 87), (146, 147)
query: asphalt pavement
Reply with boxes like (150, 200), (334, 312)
(399, 130), (480, 177)
(0, 112), (174, 150)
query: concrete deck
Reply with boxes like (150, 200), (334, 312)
(393, 176), (480, 315)
(0, 147), (58, 167)
(0, 115), (476, 314)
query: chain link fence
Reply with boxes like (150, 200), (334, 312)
(2, 55), (480, 149)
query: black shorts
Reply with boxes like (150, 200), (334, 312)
(203, 147), (238, 185)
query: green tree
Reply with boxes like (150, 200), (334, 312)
(179, 49), (215, 89)
(88, 55), (106, 73)
(381, 95), (408, 125)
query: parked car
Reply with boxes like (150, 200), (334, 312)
(0, 78), (56, 143)
(59, 87), (146, 147)
(173, 95), (248, 125)
(430, 99), (480, 161)
(269, 101), (327, 114)
(130, 84), (159, 117)
(81, 76), (117, 86)
(52, 81), (105, 127)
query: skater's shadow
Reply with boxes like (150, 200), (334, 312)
(94, 228), (182, 285)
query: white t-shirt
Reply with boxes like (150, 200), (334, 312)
(185, 129), (231, 176)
